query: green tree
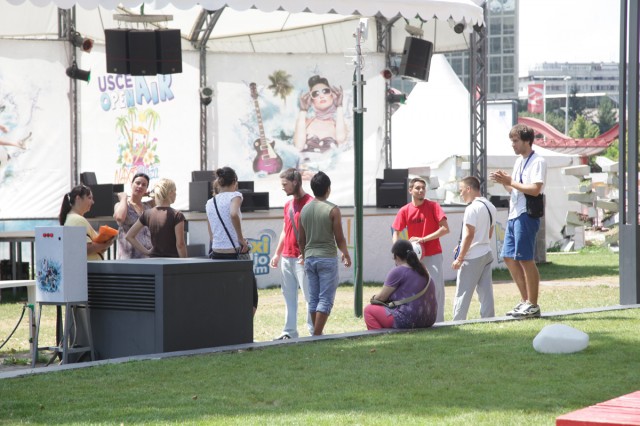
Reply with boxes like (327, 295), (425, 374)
(597, 97), (617, 134)
(568, 84), (586, 122)
(569, 114), (600, 139)
(602, 139), (619, 161)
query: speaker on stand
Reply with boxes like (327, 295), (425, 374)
(105, 29), (130, 74)
(398, 37), (434, 81)
(128, 30), (158, 76)
(156, 29), (182, 74)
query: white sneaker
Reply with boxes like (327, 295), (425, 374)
(506, 301), (526, 316)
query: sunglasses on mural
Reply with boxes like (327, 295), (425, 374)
(311, 88), (331, 98)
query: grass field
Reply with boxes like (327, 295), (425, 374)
(0, 246), (621, 354)
(0, 246), (634, 425)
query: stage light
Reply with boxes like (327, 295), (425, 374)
(448, 18), (466, 34)
(200, 86), (213, 106)
(71, 31), (94, 53)
(386, 88), (406, 104)
(66, 61), (91, 82)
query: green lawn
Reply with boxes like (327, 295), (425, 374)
(1, 309), (638, 425)
(0, 245), (630, 425)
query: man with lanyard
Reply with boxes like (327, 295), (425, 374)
(451, 176), (498, 321)
(270, 168), (314, 339)
(490, 124), (547, 318)
(392, 177), (449, 323)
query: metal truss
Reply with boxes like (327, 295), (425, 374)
(469, 4), (488, 195)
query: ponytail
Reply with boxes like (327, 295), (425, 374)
(59, 184), (92, 225)
(391, 240), (430, 281)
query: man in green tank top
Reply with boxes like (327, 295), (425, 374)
(299, 171), (352, 335)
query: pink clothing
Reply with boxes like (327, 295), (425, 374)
(393, 200), (447, 257)
(364, 304), (394, 330)
(281, 194), (313, 258)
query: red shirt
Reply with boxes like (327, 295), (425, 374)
(282, 193), (313, 258)
(392, 200), (446, 257)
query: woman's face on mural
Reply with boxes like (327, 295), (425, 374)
(310, 83), (332, 111)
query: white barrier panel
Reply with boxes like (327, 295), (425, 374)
(35, 226), (87, 303)
(186, 206), (509, 288)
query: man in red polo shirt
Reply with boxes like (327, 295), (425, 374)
(392, 177), (449, 322)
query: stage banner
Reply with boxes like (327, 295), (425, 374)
(0, 40), (70, 219)
(527, 83), (544, 114)
(79, 48), (200, 211)
(210, 53), (386, 207)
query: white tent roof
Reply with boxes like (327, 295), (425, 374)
(1, 1), (482, 54)
(7, 0), (485, 27)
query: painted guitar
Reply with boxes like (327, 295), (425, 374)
(250, 82), (283, 174)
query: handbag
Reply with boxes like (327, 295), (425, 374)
(212, 196), (251, 260)
(525, 193), (544, 218)
(370, 278), (430, 309)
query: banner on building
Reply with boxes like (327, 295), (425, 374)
(527, 83), (544, 114)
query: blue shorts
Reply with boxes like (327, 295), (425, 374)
(501, 213), (540, 261)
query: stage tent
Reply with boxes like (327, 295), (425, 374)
(391, 54), (582, 248)
(0, 2), (481, 55)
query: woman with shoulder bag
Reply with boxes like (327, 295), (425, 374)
(205, 166), (258, 316)
(364, 240), (437, 330)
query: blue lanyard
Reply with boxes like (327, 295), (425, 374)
(519, 151), (535, 184)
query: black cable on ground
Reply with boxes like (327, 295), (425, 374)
(0, 304), (27, 351)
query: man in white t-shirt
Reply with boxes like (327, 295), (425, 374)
(452, 176), (498, 321)
(490, 124), (547, 318)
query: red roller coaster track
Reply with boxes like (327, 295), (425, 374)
(517, 116), (618, 157)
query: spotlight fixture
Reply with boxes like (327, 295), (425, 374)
(66, 61), (91, 82)
(386, 88), (406, 104)
(448, 18), (466, 34)
(200, 86), (213, 106)
(71, 31), (94, 53)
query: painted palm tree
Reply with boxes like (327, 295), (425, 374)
(115, 106), (138, 153)
(268, 70), (294, 104)
(131, 108), (161, 165)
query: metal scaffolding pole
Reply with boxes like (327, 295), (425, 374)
(191, 8), (224, 170)
(59, 7), (78, 187)
(619, 0), (640, 304)
(469, 4), (488, 196)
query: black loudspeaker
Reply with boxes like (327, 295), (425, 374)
(128, 30), (157, 76)
(398, 37), (434, 81)
(191, 170), (216, 182)
(237, 181), (254, 191)
(80, 171), (98, 186)
(85, 184), (124, 218)
(105, 29), (130, 74)
(189, 181), (213, 212)
(156, 29), (182, 74)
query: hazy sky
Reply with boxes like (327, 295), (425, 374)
(518, 0), (621, 76)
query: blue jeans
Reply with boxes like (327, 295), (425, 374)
(304, 257), (339, 315)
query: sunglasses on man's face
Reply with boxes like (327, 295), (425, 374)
(311, 88), (331, 98)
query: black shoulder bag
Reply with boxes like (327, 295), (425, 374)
(520, 152), (544, 218)
(212, 196), (251, 260)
